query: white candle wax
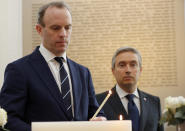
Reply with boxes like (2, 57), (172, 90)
(91, 90), (112, 120)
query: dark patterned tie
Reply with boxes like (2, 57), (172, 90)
(54, 57), (73, 119)
(126, 94), (139, 131)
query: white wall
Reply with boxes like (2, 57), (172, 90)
(0, 0), (22, 87)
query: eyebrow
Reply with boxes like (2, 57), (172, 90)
(130, 60), (137, 63)
(50, 24), (72, 27)
(65, 24), (72, 27)
(119, 60), (137, 63)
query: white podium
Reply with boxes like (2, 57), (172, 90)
(32, 120), (131, 131)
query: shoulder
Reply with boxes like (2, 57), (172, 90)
(67, 58), (90, 72)
(67, 58), (94, 81)
(96, 91), (109, 103)
(67, 58), (86, 68)
(4, 48), (40, 75)
(8, 47), (40, 67)
(139, 90), (160, 103)
(96, 91), (108, 98)
(96, 87), (117, 101)
(6, 54), (31, 69)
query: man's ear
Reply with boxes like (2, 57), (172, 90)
(139, 66), (142, 74)
(35, 24), (42, 35)
(112, 67), (115, 76)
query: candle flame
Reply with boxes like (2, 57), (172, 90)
(108, 90), (112, 95)
(119, 115), (123, 120)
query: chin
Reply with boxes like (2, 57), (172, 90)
(58, 47), (66, 52)
(122, 83), (133, 88)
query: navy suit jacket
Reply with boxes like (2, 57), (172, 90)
(0, 47), (104, 131)
(96, 87), (164, 131)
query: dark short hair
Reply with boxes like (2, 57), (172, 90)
(112, 46), (142, 69)
(37, 1), (70, 27)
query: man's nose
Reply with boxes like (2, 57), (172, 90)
(59, 28), (66, 37)
(125, 65), (131, 74)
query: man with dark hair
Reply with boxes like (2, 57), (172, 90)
(96, 46), (164, 131)
(0, 1), (105, 131)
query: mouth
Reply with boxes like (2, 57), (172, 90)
(123, 76), (133, 81)
(55, 40), (68, 46)
(56, 41), (66, 44)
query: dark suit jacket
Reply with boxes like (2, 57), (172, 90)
(0, 47), (104, 131)
(96, 87), (164, 131)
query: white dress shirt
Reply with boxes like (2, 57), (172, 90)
(39, 44), (74, 116)
(116, 84), (141, 115)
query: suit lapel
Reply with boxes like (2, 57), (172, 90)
(138, 90), (149, 131)
(67, 59), (82, 118)
(28, 47), (69, 119)
(109, 87), (129, 120)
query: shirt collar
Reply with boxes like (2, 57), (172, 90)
(116, 84), (139, 99)
(39, 44), (67, 62)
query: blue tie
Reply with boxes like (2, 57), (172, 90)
(126, 94), (139, 131)
(55, 57), (73, 119)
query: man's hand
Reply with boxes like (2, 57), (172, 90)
(89, 116), (107, 121)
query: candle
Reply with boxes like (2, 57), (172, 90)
(91, 90), (112, 120)
(119, 115), (123, 120)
